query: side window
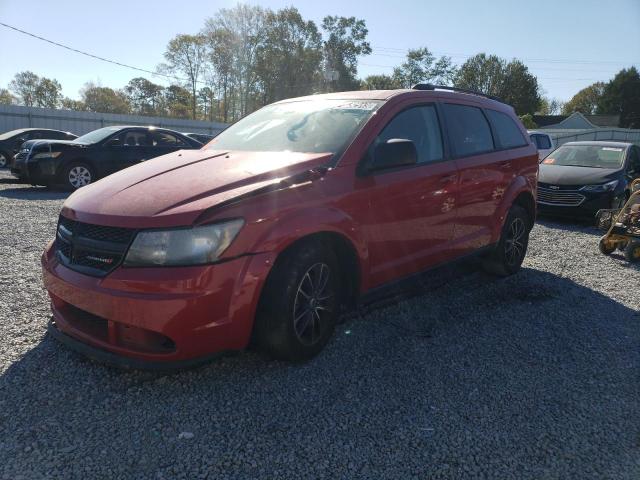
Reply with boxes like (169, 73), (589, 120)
(30, 131), (45, 139)
(531, 134), (551, 150)
(443, 103), (494, 157)
(485, 109), (528, 149)
(376, 105), (443, 164)
(122, 130), (149, 147)
(152, 131), (187, 147)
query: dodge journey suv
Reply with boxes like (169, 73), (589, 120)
(42, 85), (538, 368)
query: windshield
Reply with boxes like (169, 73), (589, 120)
(73, 126), (122, 145)
(542, 145), (625, 169)
(206, 99), (381, 155)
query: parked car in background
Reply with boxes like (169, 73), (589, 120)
(184, 132), (217, 145)
(528, 131), (555, 160)
(11, 125), (201, 189)
(0, 128), (76, 168)
(538, 141), (640, 217)
(43, 86), (538, 368)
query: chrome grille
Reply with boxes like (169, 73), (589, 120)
(537, 187), (586, 207)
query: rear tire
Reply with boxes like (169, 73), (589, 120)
(254, 240), (341, 362)
(624, 241), (640, 263)
(0, 150), (10, 168)
(63, 162), (94, 190)
(482, 205), (530, 276)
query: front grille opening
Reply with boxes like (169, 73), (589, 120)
(59, 303), (176, 354)
(55, 216), (136, 276)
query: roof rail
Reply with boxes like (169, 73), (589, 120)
(411, 83), (506, 104)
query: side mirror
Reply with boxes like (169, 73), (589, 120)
(369, 139), (418, 172)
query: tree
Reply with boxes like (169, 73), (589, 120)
(81, 82), (130, 114)
(562, 82), (605, 115)
(203, 5), (266, 120)
(124, 77), (165, 116)
(160, 34), (207, 120)
(255, 7), (323, 104)
(0, 88), (16, 105)
(34, 77), (62, 108)
(537, 97), (564, 115)
(362, 74), (400, 90)
(60, 97), (86, 111)
(9, 71), (41, 106)
(321, 16), (371, 91)
(164, 85), (193, 118)
(597, 67), (640, 128)
(203, 26), (237, 122)
(454, 54), (541, 115)
(519, 114), (537, 129)
(392, 47), (456, 88)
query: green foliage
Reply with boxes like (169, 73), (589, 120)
(392, 47), (456, 88)
(0, 88), (15, 105)
(125, 77), (165, 116)
(597, 67), (640, 128)
(454, 54), (541, 115)
(81, 82), (130, 114)
(321, 15), (371, 91)
(362, 74), (400, 90)
(519, 114), (537, 129)
(160, 34), (207, 120)
(562, 82), (605, 115)
(537, 97), (564, 115)
(9, 71), (62, 108)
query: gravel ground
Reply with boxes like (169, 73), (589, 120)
(0, 170), (639, 479)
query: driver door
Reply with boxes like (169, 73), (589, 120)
(356, 103), (459, 288)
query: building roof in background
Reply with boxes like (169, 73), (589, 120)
(533, 113), (620, 129)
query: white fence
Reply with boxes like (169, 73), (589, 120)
(0, 104), (228, 136)
(540, 128), (640, 147)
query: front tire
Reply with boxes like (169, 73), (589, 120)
(483, 205), (531, 276)
(63, 163), (94, 190)
(254, 240), (341, 362)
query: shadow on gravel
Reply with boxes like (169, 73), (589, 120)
(1, 265), (639, 479)
(0, 186), (69, 201)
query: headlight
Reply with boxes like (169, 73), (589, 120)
(124, 219), (244, 267)
(32, 151), (62, 160)
(580, 180), (618, 192)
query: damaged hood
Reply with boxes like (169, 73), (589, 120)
(62, 149), (332, 226)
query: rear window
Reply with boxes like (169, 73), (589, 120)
(486, 110), (527, 149)
(443, 104), (494, 157)
(531, 134), (551, 150)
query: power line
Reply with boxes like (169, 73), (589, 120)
(0, 21), (182, 83)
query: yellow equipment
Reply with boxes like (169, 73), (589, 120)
(596, 179), (640, 263)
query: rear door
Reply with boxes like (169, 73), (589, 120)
(357, 103), (459, 287)
(443, 103), (503, 251)
(147, 130), (190, 160)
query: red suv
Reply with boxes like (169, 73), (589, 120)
(42, 85), (538, 368)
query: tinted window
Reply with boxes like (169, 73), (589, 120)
(531, 134), (551, 150)
(443, 104), (494, 157)
(628, 146), (640, 172)
(376, 105), (443, 164)
(123, 130), (149, 147)
(486, 110), (527, 149)
(152, 131), (187, 147)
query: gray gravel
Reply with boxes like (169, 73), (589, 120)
(1, 170), (639, 479)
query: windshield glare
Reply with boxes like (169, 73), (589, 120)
(206, 99), (381, 155)
(73, 126), (121, 145)
(542, 145), (625, 169)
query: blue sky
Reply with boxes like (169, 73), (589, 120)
(0, 0), (638, 102)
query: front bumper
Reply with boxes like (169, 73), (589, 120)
(42, 241), (274, 367)
(537, 191), (619, 218)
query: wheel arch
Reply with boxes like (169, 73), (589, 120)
(493, 176), (536, 241)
